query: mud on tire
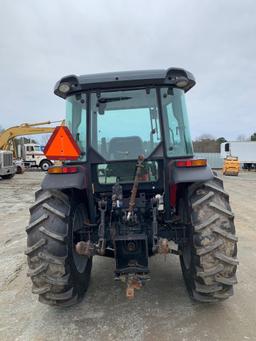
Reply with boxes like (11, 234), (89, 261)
(26, 189), (92, 306)
(180, 174), (238, 302)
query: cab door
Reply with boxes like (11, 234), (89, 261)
(25, 146), (35, 162)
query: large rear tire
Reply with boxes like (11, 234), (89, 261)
(1, 173), (15, 179)
(180, 174), (238, 302)
(26, 189), (92, 306)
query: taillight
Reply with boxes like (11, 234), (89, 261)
(175, 159), (207, 168)
(48, 166), (78, 174)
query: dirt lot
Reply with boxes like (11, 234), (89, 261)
(0, 171), (256, 341)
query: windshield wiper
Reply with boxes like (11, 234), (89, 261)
(97, 96), (131, 104)
(96, 96), (132, 114)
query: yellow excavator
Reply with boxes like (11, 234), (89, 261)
(0, 121), (61, 152)
(0, 120), (63, 172)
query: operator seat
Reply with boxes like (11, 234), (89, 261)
(106, 136), (144, 182)
(108, 136), (144, 160)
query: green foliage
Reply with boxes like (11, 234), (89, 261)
(250, 132), (256, 141)
(15, 137), (37, 144)
(216, 137), (227, 144)
(193, 135), (227, 153)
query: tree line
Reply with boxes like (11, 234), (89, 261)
(193, 133), (256, 153)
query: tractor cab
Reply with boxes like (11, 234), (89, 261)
(61, 70), (194, 199)
(63, 72), (194, 160)
(67, 84), (193, 178)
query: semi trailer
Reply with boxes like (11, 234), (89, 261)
(221, 141), (256, 169)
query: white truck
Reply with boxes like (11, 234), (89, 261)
(17, 143), (52, 171)
(221, 141), (256, 169)
(0, 150), (16, 179)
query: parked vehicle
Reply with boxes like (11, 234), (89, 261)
(221, 141), (256, 169)
(0, 121), (55, 155)
(26, 68), (238, 306)
(17, 143), (52, 171)
(0, 150), (16, 179)
(0, 120), (60, 171)
(14, 159), (25, 174)
(223, 156), (240, 176)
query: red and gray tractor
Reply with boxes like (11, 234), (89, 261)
(26, 68), (238, 306)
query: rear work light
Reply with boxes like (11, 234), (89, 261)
(175, 159), (207, 168)
(48, 166), (78, 174)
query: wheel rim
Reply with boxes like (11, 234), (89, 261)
(72, 205), (88, 273)
(41, 162), (50, 171)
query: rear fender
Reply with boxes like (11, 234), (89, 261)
(169, 161), (214, 184)
(41, 165), (87, 190)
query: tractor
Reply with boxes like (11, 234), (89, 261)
(26, 68), (238, 306)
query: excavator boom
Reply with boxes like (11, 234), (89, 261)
(0, 121), (62, 150)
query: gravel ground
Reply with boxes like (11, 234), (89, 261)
(0, 171), (256, 341)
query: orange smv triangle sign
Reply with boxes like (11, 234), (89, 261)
(44, 126), (81, 160)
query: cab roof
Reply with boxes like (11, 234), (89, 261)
(54, 67), (196, 99)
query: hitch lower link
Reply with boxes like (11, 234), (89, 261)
(75, 199), (107, 257)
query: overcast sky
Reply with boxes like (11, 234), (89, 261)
(0, 0), (255, 140)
